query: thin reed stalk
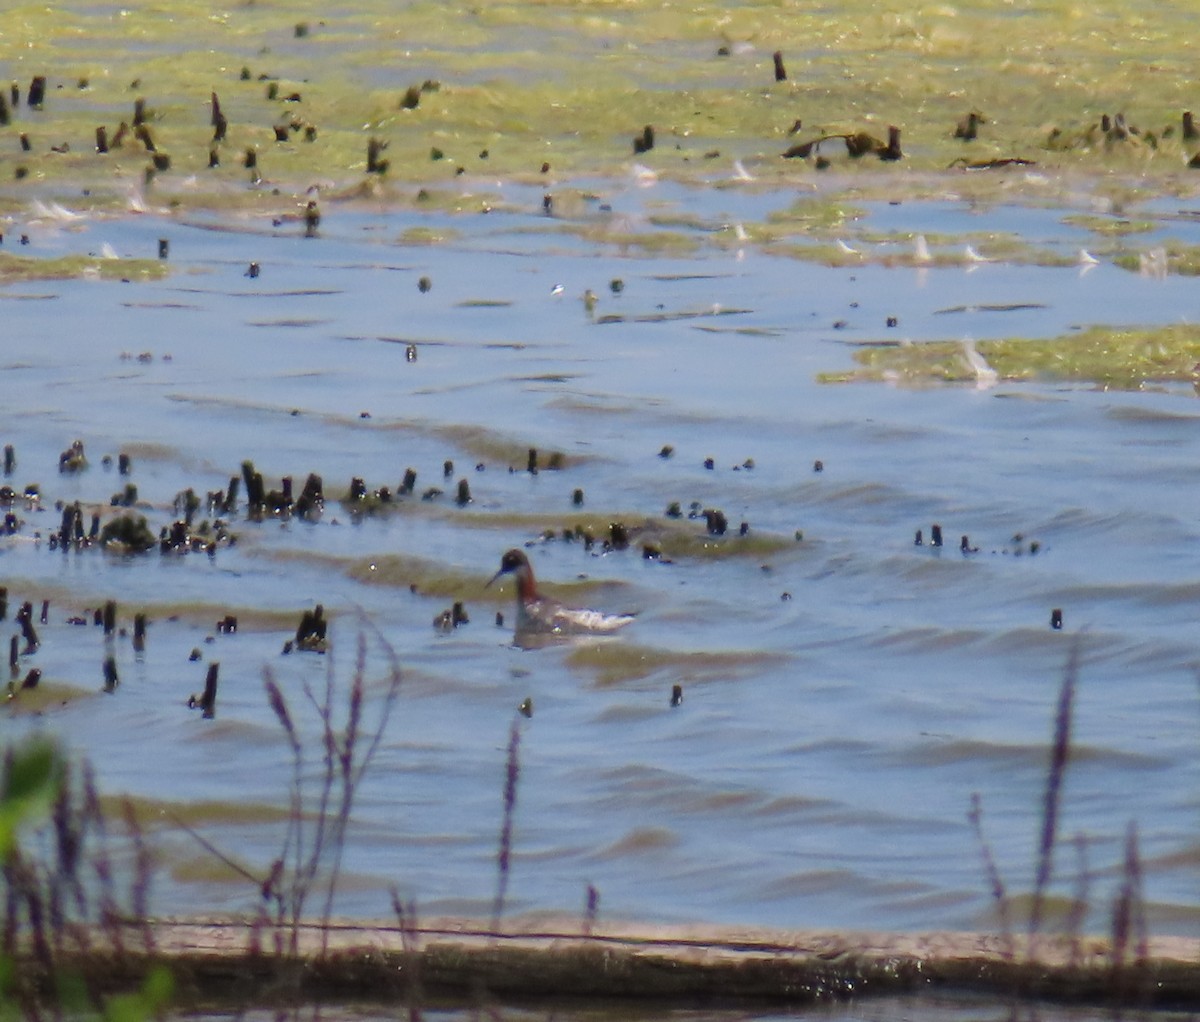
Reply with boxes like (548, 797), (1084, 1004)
(241, 622), (403, 958)
(319, 632), (401, 946)
(967, 792), (1014, 960)
(391, 887), (424, 1021)
(583, 883), (599, 938)
(1066, 832), (1090, 968)
(1029, 638), (1080, 954)
(2, 740), (160, 1017)
(491, 715), (523, 934)
(264, 671), (303, 951)
(1111, 820), (1147, 968)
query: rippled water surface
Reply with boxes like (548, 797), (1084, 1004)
(3, 178), (1198, 941)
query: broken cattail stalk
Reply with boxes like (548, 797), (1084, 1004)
(295, 604), (327, 651)
(133, 612), (147, 653)
(772, 51), (787, 82)
(95, 126), (108, 153)
(366, 137), (389, 173)
(199, 662), (218, 719)
(28, 76), (46, 109)
(223, 475), (240, 514)
(103, 655), (119, 692)
(3, 445), (13, 475)
(17, 601), (38, 652)
(103, 599), (117, 636)
(881, 126), (903, 161)
(295, 473), (323, 518)
(241, 461), (264, 510)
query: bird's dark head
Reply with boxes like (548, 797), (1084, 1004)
(499, 549), (527, 573)
(487, 548), (531, 589)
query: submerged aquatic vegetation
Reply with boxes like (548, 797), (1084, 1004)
(821, 324), (1200, 389)
(0, 253), (167, 283)
(566, 642), (786, 687)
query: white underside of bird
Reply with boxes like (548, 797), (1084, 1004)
(516, 598), (635, 635)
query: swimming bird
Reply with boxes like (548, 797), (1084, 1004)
(487, 548), (635, 636)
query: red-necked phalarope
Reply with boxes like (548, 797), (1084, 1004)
(486, 548), (635, 636)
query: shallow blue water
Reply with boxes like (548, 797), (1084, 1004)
(3, 181), (1198, 941)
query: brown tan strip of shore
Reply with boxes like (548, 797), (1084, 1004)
(61, 917), (1200, 1008)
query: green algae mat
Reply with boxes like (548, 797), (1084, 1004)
(5, 0), (1200, 201)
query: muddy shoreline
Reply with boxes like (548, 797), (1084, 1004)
(22, 917), (1200, 1010)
